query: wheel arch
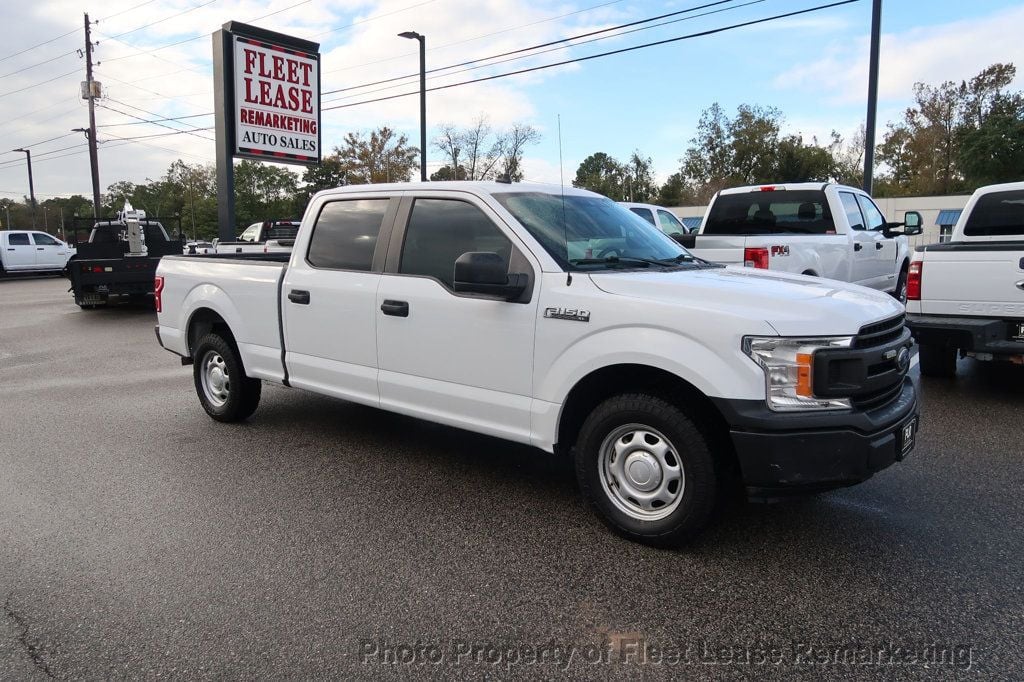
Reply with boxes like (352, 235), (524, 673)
(555, 363), (737, 473)
(186, 307), (237, 357)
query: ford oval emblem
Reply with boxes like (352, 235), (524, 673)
(897, 347), (911, 373)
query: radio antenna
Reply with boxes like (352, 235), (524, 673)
(558, 114), (571, 286)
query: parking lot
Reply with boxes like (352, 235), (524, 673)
(1, 275), (1022, 678)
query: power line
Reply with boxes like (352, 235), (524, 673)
(311, 0), (441, 38)
(324, 0), (861, 112)
(0, 68), (81, 100)
(96, 111), (213, 127)
(100, 99), (216, 140)
(324, 0), (739, 96)
(103, 0), (220, 41)
(323, 0), (761, 103)
(323, 0), (626, 76)
(0, 28), (78, 64)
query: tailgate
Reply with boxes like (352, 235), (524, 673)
(921, 247), (1024, 318)
(689, 235), (747, 265)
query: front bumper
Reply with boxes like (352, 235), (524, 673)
(713, 377), (919, 496)
(907, 313), (1024, 356)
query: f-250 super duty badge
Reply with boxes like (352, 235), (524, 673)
(544, 307), (590, 322)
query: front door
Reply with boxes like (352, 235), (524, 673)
(856, 194), (898, 291)
(31, 232), (68, 269)
(376, 194), (540, 444)
(840, 192), (884, 288)
(4, 232), (35, 270)
(282, 195), (398, 407)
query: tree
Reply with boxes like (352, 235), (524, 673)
(656, 172), (695, 206)
(958, 95), (1024, 185)
(432, 116), (539, 181)
(234, 159), (300, 230)
(300, 156), (348, 205)
(337, 126), (419, 184)
(774, 134), (835, 183)
(622, 151), (656, 202)
(681, 103), (732, 202)
(429, 165), (468, 181)
(573, 152), (626, 200)
(496, 122), (541, 181)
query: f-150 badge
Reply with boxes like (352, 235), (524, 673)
(545, 307), (590, 322)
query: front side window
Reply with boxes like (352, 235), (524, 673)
(8, 233), (29, 246)
(399, 199), (512, 288)
(855, 194), (886, 231)
(839, 192), (865, 230)
(494, 192), (690, 270)
(657, 210), (686, 236)
(307, 199), (390, 271)
(32, 233), (59, 246)
(963, 190), (1024, 237)
(239, 224), (261, 242)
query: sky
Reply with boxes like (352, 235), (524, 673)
(0, 0), (1022, 204)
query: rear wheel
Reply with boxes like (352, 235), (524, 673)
(575, 393), (718, 546)
(919, 343), (957, 378)
(193, 332), (261, 422)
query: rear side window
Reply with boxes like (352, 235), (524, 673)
(704, 190), (835, 235)
(8, 233), (29, 245)
(839, 192), (865, 230)
(964, 189), (1024, 237)
(307, 199), (390, 270)
(399, 199), (512, 288)
(629, 207), (656, 225)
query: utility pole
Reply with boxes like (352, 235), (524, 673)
(399, 32), (427, 181)
(12, 148), (36, 228)
(84, 13), (102, 218)
(862, 0), (882, 194)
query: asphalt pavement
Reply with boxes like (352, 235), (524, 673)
(1, 276), (1022, 679)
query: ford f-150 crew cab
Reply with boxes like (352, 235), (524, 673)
(684, 183), (922, 301)
(907, 181), (1024, 377)
(156, 182), (919, 545)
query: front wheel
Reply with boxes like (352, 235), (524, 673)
(193, 332), (261, 422)
(893, 266), (909, 304)
(575, 393), (718, 546)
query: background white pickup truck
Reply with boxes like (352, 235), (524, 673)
(211, 219), (299, 255)
(0, 229), (75, 274)
(684, 183), (922, 300)
(156, 182), (918, 546)
(907, 181), (1024, 376)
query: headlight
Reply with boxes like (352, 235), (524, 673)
(743, 336), (854, 411)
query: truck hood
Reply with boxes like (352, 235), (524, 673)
(589, 265), (904, 336)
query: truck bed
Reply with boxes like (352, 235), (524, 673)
(915, 241), (1024, 318)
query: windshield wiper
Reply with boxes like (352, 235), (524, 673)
(569, 256), (654, 268)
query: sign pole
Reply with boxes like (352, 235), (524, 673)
(212, 28), (236, 242)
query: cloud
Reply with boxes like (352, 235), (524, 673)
(775, 5), (1024, 106)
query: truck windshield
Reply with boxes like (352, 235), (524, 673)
(963, 189), (1024, 237)
(494, 192), (692, 270)
(704, 190), (835, 235)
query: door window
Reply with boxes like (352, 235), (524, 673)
(8, 233), (29, 245)
(307, 199), (390, 271)
(32, 233), (60, 246)
(657, 210), (687, 235)
(238, 224), (261, 242)
(855, 195), (886, 231)
(628, 207), (656, 225)
(839, 192), (866, 230)
(399, 199), (512, 288)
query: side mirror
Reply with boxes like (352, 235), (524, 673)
(673, 232), (697, 249)
(453, 251), (527, 301)
(884, 210), (924, 237)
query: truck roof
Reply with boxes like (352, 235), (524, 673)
(716, 182), (862, 195)
(312, 181), (600, 201)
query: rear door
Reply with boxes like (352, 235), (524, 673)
(3, 232), (35, 270)
(31, 232), (69, 269)
(282, 194), (399, 406)
(375, 193), (540, 444)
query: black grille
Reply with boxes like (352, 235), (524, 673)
(854, 314), (906, 349)
(851, 381), (903, 411)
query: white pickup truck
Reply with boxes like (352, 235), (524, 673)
(211, 219), (298, 255)
(156, 182), (919, 545)
(907, 181), (1024, 377)
(0, 230), (76, 274)
(684, 183), (922, 301)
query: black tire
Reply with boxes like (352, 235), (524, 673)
(575, 393), (718, 547)
(192, 332), (261, 422)
(893, 265), (909, 304)
(919, 343), (957, 378)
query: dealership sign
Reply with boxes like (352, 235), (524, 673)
(215, 22), (321, 167)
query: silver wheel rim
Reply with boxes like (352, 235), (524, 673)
(899, 279), (908, 303)
(200, 350), (230, 407)
(598, 424), (685, 521)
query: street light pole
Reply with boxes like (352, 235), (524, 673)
(399, 31), (427, 182)
(862, 0), (882, 194)
(12, 148), (36, 228)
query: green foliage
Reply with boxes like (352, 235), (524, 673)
(336, 126), (419, 184)
(573, 152), (626, 200)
